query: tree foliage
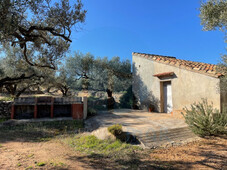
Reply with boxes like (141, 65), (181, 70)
(200, 0), (227, 32)
(200, 0), (227, 93)
(65, 52), (132, 94)
(0, 0), (86, 69)
(0, 46), (47, 97)
(0, 0), (86, 94)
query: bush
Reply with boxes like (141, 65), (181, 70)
(87, 108), (97, 117)
(88, 96), (107, 111)
(119, 86), (133, 108)
(108, 124), (123, 136)
(182, 99), (227, 137)
(119, 86), (140, 109)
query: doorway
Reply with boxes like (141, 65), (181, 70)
(161, 81), (173, 113)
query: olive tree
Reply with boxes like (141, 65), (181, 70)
(0, 46), (46, 97)
(0, 0), (86, 86)
(200, 0), (227, 90)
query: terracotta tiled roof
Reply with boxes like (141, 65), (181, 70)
(133, 52), (223, 78)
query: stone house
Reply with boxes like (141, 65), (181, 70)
(132, 52), (227, 114)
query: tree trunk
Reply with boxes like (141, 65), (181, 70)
(5, 84), (17, 97)
(106, 88), (115, 110)
(60, 86), (69, 97)
(15, 87), (27, 98)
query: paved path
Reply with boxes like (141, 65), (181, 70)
(85, 109), (199, 148)
(86, 109), (187, 134)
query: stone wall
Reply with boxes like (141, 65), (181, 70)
(0, 101), (12, 118)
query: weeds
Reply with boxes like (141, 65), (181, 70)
(67, 135), (141, 158)
(25, 166), (33, 170)
(17, 163), (22, 167)
(108, 124), (123, 136)
(50, 161), (67, 168)
(27, 154), (34, 158)
(36, 162), (46, 166)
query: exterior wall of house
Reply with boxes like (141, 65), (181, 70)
(221, 91), (227, 113)
(132, 55), (221, 113)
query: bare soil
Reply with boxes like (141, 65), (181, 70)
(0, 136), (226, 170)
(149, 136), (227, 170)
(0, 139), (93, 170)
(0, 140), (91, 170)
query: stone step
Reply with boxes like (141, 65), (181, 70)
(136, 127), (198, 148)
(139, 134), (197, 145)
(137, 127), (192, 137)
(139, 133), (196, 142)
(138, 130), (196, 140)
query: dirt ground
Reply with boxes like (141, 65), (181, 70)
(0, 136), (226, 170)
(149, 136), (227, 170)
(0, 139), (93, 170)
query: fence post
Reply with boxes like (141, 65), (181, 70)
(50, 97), (54, 118)
(83, 97), (87, 119)
(11, 104), (15, 119)
(34, 97), (38, 119)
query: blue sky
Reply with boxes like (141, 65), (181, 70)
(70, 0), (226, 64)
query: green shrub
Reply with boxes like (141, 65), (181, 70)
(119, 86), (133, 108)
(108, 124), (123, 136)
(182, 99), (227, 137)
(87, 108), (97, 117)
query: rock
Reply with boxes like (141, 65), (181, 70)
(91, 127), (116, 140)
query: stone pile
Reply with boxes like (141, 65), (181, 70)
(0, 101), (12, 118)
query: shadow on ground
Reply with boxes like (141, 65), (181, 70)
(65, 137), (227, 169)
(0, 120), (83, 143)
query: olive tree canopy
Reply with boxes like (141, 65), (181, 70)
(0, 0), (86, 69)
(200, 0), (227, 33)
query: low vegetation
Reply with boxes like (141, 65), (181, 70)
(108, 124), (123, 136)
(182, 99), (227, 137)
(36, 162), (46, 166)
(66, 135), (141, 158)
(0, 118), (8, 123)
(0, 97), (14, 101)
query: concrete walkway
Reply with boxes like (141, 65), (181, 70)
(86, 109), (187, 135)
(85, 109), (199, 148)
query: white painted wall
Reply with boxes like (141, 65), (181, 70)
(132, 55), (221, 113)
